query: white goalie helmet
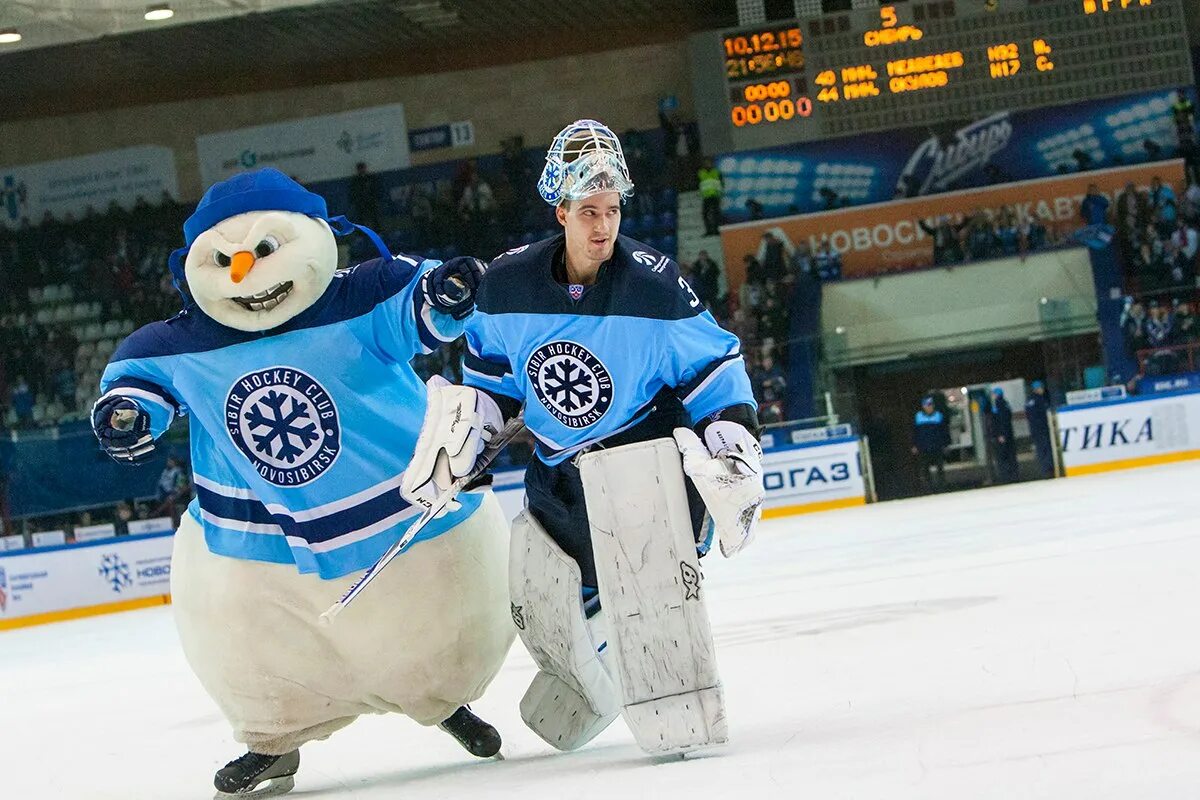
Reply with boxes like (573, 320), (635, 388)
(538, 119), (634, 206)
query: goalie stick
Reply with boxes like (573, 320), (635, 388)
(320, 416), (525, 624)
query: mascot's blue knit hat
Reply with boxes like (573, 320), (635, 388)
(168, 167), (389, 296)
(183, 168), (326, 246)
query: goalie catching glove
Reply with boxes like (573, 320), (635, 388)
(401, 376), (504, 514)
(674, 421), (764, 557)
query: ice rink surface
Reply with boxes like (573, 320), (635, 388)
(4, 463), (1199, 799)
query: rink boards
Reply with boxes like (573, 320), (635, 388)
(0, 438), (867, 630)
(0, 523), (174, 630)
(1055, 387), (1200, 477)
(492, 435), (869, 521)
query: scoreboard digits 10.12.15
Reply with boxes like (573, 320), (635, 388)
(689, 0), (1193, 153)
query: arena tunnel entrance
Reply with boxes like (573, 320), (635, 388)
(839, 340), (1059, 501)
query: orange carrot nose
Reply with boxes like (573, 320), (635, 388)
(229, 251), (256, 284)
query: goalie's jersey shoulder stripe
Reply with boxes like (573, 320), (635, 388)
(109, 255), (427, 363)
(479, 234), (699, 322)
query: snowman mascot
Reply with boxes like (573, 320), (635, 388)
(92, 168), (514, 798)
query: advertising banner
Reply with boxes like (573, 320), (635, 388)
(489, 437), (868, 523)
(720, 160), (1186, 283)
(717, 88), (1192, 224)
(1055, 389), (1200, 477)
(0, 145), (179, 230)
(196, 104), (410, 186)
(0, 532), (173, 626)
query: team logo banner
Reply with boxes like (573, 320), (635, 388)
(196, 103), (410, 186)
(720, 160), (1186, 284)
(0, 145), (179, 230)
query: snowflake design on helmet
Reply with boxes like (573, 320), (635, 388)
(538, 119), (634, 206)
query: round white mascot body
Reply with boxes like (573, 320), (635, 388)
(114, 169), (514, 757)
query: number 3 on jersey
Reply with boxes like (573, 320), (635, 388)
(678, 276), (701, 308)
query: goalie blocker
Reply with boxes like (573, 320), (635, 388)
(511, 437), (730, 756)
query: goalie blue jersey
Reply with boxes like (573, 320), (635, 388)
(463, 235), (754, 466)
(98, 255), (481, 579)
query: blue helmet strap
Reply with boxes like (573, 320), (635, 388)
(165, 214), (391, 303)
(167, 246), (192, 305)
(327, 215), (392, 260)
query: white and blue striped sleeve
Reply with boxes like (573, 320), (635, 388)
(97, 356), (181, 439)
(372, 255), (464, 360)
(667, 312), (757, 423)
(461, 312), (523, 402)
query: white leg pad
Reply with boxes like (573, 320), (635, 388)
(509, 510), (620, 751)
(579, 438), (729, 756)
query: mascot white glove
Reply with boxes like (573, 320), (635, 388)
(673, 421), (765, 558)
(401, 376), (504, 513)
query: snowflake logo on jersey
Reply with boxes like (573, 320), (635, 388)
(225, 367), (342, 486)
(99, 554), (132, 594)
(526, 341), (613, 429)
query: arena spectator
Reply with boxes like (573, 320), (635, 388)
(920, 214), (966, 266)
(1149, 176), (1178, 238)
(751, 352), (787, 423)
(757, 230), (788, 283)
(155, 456), (191, 525)
(697, 158), (723, 236)
(690, 250), (723, 312)
(812, 236), (842, 280)
(1115, 181), (1148, 264)
(10, 376), (33, 428)
(1080, 184), (1110, 225)
(1169, 219), (1198, 279)
(911, 395), (951, 491)
(985, 386), (1017, 484)
(1024, 380), (1055, 478)
(964, 210), (996, 261)
(1172, 301), (1197, 346)
(1145, 300), (1173, 347)
(1121, 300), (1148, 354)
(989, 207), (1016, 256)
(1017, 212), (1047, 257)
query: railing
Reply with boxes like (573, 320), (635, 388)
(1136, 341), (1200, 376)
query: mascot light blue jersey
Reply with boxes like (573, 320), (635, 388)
(96, 170), (481, 578)
(462, 234), (755, 465)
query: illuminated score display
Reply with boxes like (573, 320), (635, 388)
(692, 0), (1192, 152)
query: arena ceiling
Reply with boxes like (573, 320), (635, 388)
(0, 0), (737, 120)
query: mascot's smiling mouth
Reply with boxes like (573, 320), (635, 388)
(232, 281), (294, 312)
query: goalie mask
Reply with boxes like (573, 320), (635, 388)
(538, 119), (634, 206)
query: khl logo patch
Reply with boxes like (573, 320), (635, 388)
(226, 367), (341, 486)
(526, 341), (613, 429)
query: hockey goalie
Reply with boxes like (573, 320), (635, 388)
(402, 120), (767, 756)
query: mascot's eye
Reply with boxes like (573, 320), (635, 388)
(254, 236), (281, 258)
(213, 250), (232, 268)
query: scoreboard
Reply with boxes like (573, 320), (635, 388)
(690, 0), (1194, 154)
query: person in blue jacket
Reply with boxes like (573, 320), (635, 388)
(911, 395), (951, 491)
